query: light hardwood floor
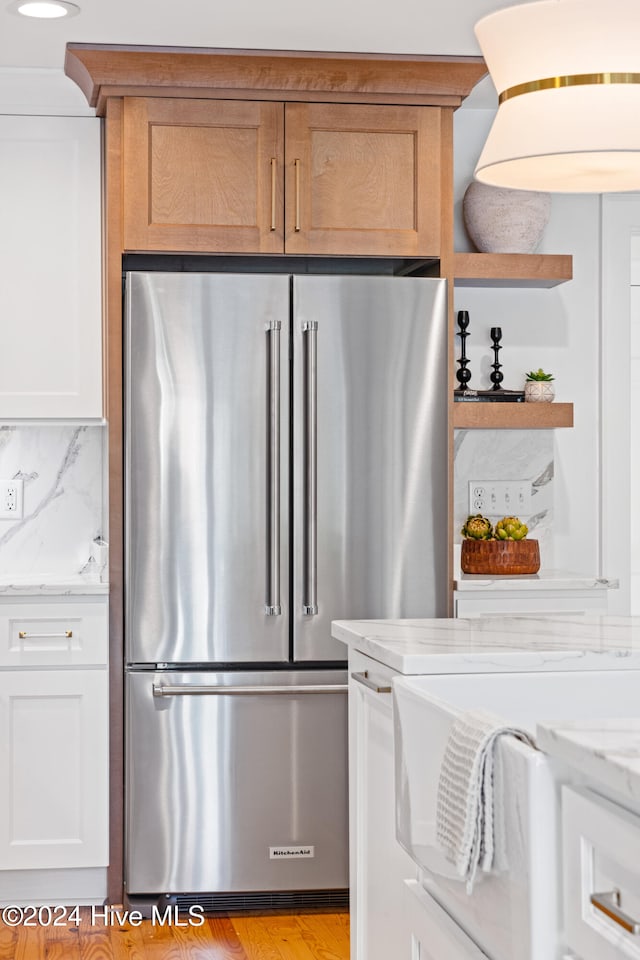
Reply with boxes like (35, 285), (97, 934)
(0, 908), (349, 959)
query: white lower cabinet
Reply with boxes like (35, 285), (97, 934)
(348, 649), (416, 960)
(404, 880), (491, 960)
(0, 596), (108, 903)
(562, 786), (640, 960)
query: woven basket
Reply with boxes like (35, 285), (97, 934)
(461, 538), (540, 575)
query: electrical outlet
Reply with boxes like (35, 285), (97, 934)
(0, 479), (24, 520)
(468, 480), (532, 517)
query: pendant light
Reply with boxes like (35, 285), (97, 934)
(474, 0), (640, 192)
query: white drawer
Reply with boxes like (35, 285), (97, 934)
(0, 599), (108, 667)
(350, 648), (398, 711)
(404, 880), (490, 959)
(563, 786), (640, 960)
(454, 593), (608, 618)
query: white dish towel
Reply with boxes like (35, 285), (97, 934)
(435, 709), (536, 893)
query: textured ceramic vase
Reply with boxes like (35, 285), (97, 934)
(463, 181), (551, 254)
(524, 381), (555, 403)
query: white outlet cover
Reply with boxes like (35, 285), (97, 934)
(468, 479), (532, 517)
(0, 478), (24, 520)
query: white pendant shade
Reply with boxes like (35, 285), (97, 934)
(474, 0), (640, 192)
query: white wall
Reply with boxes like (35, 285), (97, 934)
(453, 108), (603, 578)
(631, 263), (640, 612)
(600, 195), (640, 614)
(0, 67), (93, 116)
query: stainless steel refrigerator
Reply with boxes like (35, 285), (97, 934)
(124, 271), (447, 912)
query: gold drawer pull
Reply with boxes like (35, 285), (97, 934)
(591, 890), (640, 934)
(294, 158), (301, 232)
(18, 630), (73, 639)
(270, 158), (277, 232)
(350, 671), (392, 694)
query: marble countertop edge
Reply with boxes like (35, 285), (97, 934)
(0, 577), (109, 596)
(454, 571), (620, 592)
(537, 720), (640, 805)
(332, 616), (640, 674)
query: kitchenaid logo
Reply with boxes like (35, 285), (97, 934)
(269, 845), (315, 859)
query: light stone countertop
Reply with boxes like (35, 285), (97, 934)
(537, 719), (640, 806)
(0, 575), (109, 597)
(454, 570), (619, 592)
(332, 616), (640, 674)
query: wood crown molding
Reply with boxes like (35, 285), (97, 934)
(64, 43), (487, 115)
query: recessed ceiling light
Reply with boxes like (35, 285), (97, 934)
(8, 0), (80, 17)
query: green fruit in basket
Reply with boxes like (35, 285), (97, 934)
(495, 516), (528, 541)
(460, 514), (494, 540)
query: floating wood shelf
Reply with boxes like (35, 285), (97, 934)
(453, 253), (573, 288)
(453, 402), (574, 429)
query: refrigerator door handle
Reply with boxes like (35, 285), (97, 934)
(153, 682), (348, 697)
(265, 319), (282, 616)
(302, 320), (318, 616)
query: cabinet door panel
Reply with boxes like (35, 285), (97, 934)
(0, 116), (102, 418)
(0, 669), (108, 870)
(285, 103), (442, 256)
(123, 98), (284, 253)
(404, 881), (491, 960)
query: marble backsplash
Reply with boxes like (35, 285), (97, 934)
(454, 428), (554, 570)
(0, 422), (553, 581)
(0, 425), (105, 579)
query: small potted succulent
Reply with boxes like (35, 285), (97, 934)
(460, 514), (540, 574)
(524, 368), (555, 403)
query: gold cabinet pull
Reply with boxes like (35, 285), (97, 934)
(350, 671), (392, 694)
(294, 158), (301, 232)
(18, 630), (73, 639)
(270, 158), (277, 232)
(591, 890), (640, 935)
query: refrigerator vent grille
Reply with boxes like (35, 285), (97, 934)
(171, 889), (349, 913)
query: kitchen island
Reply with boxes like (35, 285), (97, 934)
(333, 616), (640, 960)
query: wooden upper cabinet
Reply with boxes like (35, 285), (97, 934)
(67, 46), (487, 256)
(284, 103), (441, 257)
(123, 98), (285, 253)
(122, 97), (443, 257)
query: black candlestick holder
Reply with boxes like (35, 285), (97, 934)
(475, 326), (525, 402)
(489, 326), (504, 391)
(454, 310), (472, 395)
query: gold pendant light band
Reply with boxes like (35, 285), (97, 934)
(499, 72), (640, 104)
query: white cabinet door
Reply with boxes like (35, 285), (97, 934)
(0, 116), (102, 418)
(404, 880), (491, 960)
(0, 668), (108, 870)
(349, 650), (416, 960)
